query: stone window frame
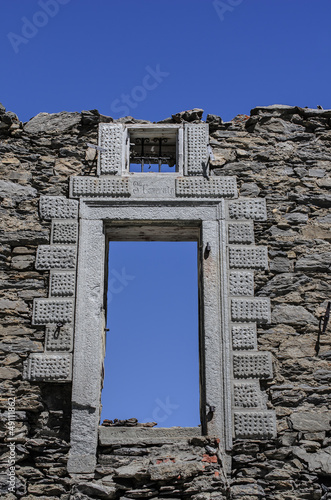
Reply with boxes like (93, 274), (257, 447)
(122, 124), (184, 175)
(26, 123), (276, 475)
(69, 201), (231, 473)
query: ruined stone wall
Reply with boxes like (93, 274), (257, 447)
(0, 104), (330, 499)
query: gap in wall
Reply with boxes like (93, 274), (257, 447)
(101, 241), (200, 428)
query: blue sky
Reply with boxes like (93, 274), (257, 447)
(1, 0), (331, 124)
(2, 0), (331, 427)
(102, 242), (199, 427)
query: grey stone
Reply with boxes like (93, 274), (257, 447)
(74, 482), (116, 499)
(292, 446), (331, 475)
(308, 168), (326, 178)
(39, 195), (78, 220)
(231, 483), (265, 497)
(98, 123), (123, 175)
(240, 182), (260, 197)
(231, 298), (271, 323)
(0, 180), (37, 203)
(229, 245), (268, 270)
(233, 352), (273, 379)
(184, 123), (209, 175)
(233, 411), (276, 439)
(23, 353), (72, 381)
(11, 254), (35, 270)
(99, 426), (201, 446)
(0, 367), (21, 379)
(258, 273), (311, 298)
(295, 253), (331, 272)
(71, 176), (130, 198)
(32, 298), (74, 324)
(271, 304), (318, 325)
(24, 111), (81, 134)
(269, 257), (293, 273)
(176, 176), (237, 198)
(148, 460), (204, 481)
(228, 198), (267, 220)
(290, 411), (331, 432)
(314, 369), (331, 383)
(284, 212), (309, 224)
(172, 108), (204, 122)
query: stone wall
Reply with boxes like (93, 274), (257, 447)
(0, 104), (330, 499)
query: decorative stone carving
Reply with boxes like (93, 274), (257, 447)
(32, 298), (74, 325)
(35, 245), (76, 270)
(231, 298), (271, 323)
(184, 123), (209, 175)
(45, 323), (74, 352)
(98, 123), (123, 175)
(234, 411), (276, 439)
(228, 222), (254, 244)
(229, 246), (268, 270)
(49, 272), (76, 297)
(71, 176), (130, 198)
(39, 196), (78, 220)
(228, 199), (267, 221)
(229, 271), (254, 296)
(176, 177), (237, 198)
(23, 353), (72, 381)
(232, 324), (257, 350)
(233, 382), (262, 408)
(52, 220), (78, 244)
(233, 352), (273, 379)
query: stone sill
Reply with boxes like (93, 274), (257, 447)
(99, 426), (201, 446)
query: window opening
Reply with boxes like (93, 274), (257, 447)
(101, 241), (199, 428)
(129, 128), (177, 173)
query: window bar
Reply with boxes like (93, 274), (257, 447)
(141, 138), (145, 172)
(158, 138), (162, 172)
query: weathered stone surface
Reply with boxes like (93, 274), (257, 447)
(271, 305), (317, 325)
(24, 111), (81, 134)
(295, 252), (331, 272)
(292, 446), (331, 475)
(290, 411), (331, 432)
(99, 426), (201, 446)
(73, 482), (116, 499)
(148, 461), (204, 481)
(2, 103), (331, 497)
(0, 180), (37, 203)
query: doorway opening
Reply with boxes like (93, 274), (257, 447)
(101, 236), (200, 428)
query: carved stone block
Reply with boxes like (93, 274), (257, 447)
(229, 246), (268, 270)
(39, 196), (78, 220)
(233, 352), (273, 379)
(231, 298), (271, 323)
(233, 382), (262, 408)
(52, 220), (78, 244)
(234, 411), (276, 439)
(228, 222), (254, 244)
(35, 245), (76, 270)
(184, 123), (209, 175)
(45, 323), (73, 352)
(232, 324), (257, 350)
(228, 199), (267, 220)
(24, 353), (72, 382)
(71, 177), (130, 198)
(32, 298), (74, 325)
(229, 271), (254, 296)
(49, 272), (76, 297)
(176, 177), (237, 198)
(98, 123), (123, 175)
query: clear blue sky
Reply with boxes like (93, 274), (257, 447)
(102, 242), (199, 427)
(1, 0), (331, 124)
(2, 0), (331, 427)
